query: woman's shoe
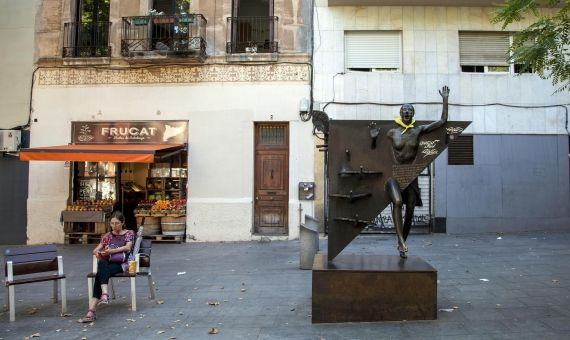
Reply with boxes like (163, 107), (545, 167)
(97, 293), (109, 306)
(398, 244), (408, 259)
(78, 309), (96, 323)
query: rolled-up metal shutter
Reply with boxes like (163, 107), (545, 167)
(345, 31), (401, 70)
(459, 32), (510, 66)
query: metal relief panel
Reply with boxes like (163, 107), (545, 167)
(327, 120), (471, 260)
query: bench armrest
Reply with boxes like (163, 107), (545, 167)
(92, 255), (98, 273)
(7, 261), (13, 282)
(57, 256), (64, 276)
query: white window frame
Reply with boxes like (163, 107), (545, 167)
(344, 30), (402, 73)
(459, 32), (533, 75)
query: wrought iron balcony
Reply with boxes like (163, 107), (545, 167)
(226, 16), (279, 54)
(121, 14), (207, 60)
(63, 21), (111, 58)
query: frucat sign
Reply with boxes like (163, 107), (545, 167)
(72, 121), (188, 144)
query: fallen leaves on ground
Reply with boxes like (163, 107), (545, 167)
(552, 279), (560, 283)
(240, 288), (247, 292)
(208, 301), (220, 306)
(479, 278), (489, 282)
(208, 328), (219, 335)
(27, 308), (39, 315)
(157, 330), (165, 334)
(177, 272), (186, 276)
(60, 313), (72, 317)
(126, 318), (136, 322)
(156, 300), (164, 305)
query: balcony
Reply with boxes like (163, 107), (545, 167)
(63, 21), (111, 58)
(121, 14), (207, 61)
(226, 16), (279, 54)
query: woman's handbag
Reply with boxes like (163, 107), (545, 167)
(109, 251), (128, 263)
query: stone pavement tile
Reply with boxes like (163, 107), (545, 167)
(517, 295), (566, 307)
(315, 322), (410, 340)
(257, 325), (322, 339)
(403, 320), (471, 336)
(496, 332), (570, 340)
(539, 316), (570, 331)
(462, 320), (511, 334)
(503, 306), (566, 319)
(460, 308), (511, 321)
(501, 318), (553, 333)
(489, 288), (529, 299)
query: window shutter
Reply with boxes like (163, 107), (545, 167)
(459, 32), (510, 66)
(345, 31), (401, 70)
(448, 135), (474, 165)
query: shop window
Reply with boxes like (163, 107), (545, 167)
(448, 135), (474, 165)
(74, 162), (117, 201)
(345, 31), (402, 72)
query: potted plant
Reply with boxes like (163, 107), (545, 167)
(177, 14), (194, 24)
(132, 16), (150, 26)
(149, 9), (174, 24)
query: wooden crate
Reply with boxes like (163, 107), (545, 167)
(143, 234), (184, 243)
(64, 232), (102, 245)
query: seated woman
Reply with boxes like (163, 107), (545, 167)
(80, 211), (134, 323)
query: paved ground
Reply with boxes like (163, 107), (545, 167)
(1, 230), (570, 340)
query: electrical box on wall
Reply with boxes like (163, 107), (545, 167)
(0, 130), (21, 152)
(299, 182), (315, 200)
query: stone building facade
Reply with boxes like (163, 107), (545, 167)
(27, 0), (314, 244)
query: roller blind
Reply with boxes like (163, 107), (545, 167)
(345, 31), (401, 70)
(459, 32), (510, 66)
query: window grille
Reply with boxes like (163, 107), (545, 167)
(448, 135), (474, 165)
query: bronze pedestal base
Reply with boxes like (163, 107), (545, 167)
(312, 254), (437, 323)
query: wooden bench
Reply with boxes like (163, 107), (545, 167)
(87, 239), (155, 311)
(3, 245), (67, 322)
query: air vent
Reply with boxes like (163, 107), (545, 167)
(448, 135), (473, 165)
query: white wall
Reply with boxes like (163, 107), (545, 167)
(313, 5), (569, 134)
(0, 0), (40, 129)
(27, 82), (313, 243)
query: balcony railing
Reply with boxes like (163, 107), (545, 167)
(63, 21), (111, 58)
(121, 14), (207, 59)
(226, 16), (279, 54)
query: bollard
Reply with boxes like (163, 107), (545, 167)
(300, 215), (320, 270)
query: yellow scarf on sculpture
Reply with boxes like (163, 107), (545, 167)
(395, 117), (415, 134)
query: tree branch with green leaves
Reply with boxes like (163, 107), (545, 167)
(492, 0), (570, 92)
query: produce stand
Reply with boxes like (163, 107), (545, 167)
(62, 200), (114, 244)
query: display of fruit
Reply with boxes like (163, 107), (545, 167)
(151, 200), (169, 211)
(65, 199), (114, 211)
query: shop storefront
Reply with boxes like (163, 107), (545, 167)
(20, 120), (189, 243)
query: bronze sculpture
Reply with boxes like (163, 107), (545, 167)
(326, 86), (466, 261)
(376, 86), (449, 258)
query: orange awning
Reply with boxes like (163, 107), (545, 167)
(19, 144), (184, 163)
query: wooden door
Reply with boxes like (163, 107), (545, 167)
(254, 123), (289, 235)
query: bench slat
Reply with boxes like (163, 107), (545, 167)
(5, 252), (58, 265)
(10, 261), (59, 276)
(4, 245), (57, 256)
(5, 274), (65, 286)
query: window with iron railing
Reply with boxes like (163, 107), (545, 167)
(63, 21), (111, 58)
(226, 16), (279, 54)
(121, 14), (207, 59)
